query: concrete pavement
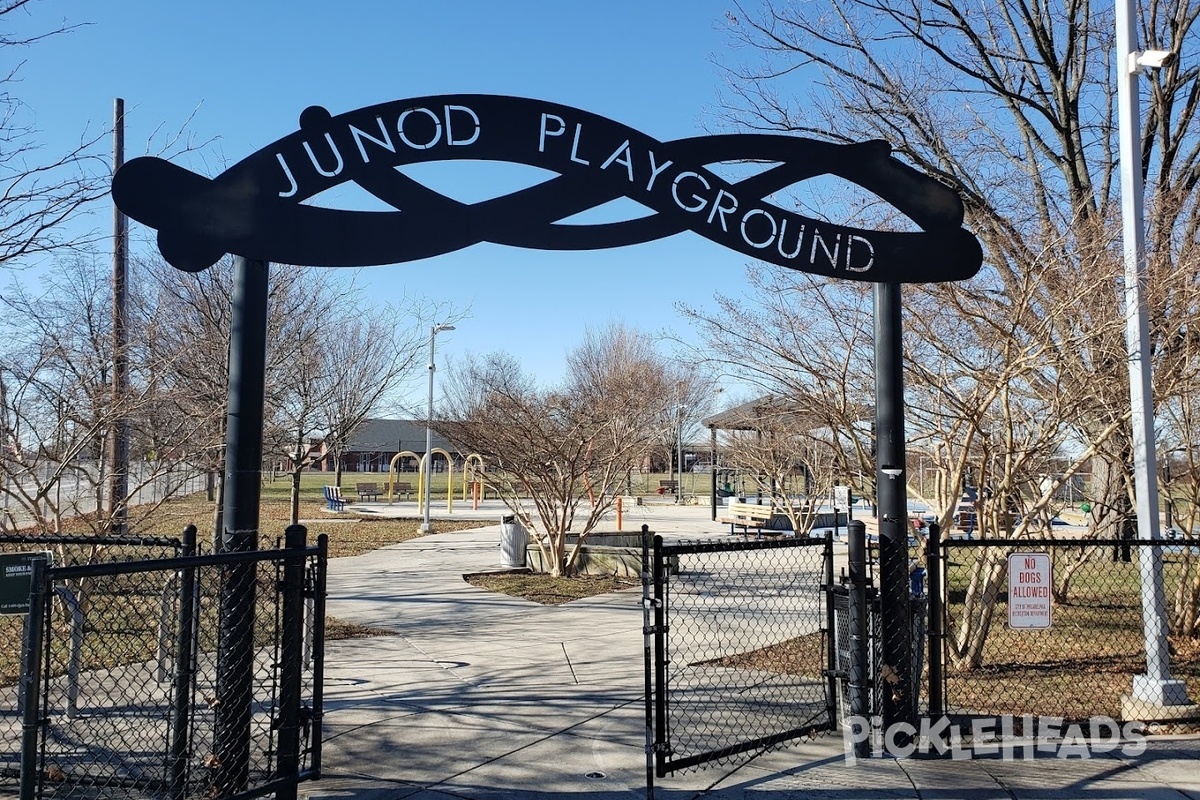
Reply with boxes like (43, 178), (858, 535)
(302, 501), (1200, 800)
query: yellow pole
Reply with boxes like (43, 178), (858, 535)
(416, 453), (427, 515)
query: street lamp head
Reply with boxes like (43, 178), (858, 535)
(433, 323), (456, 334)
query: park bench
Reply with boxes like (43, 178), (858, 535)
(356, 482), (380, 501)
(658, 479), (679, 495)
(718, 501), (777, 537)
(323, 485), (349, 511)
(392, 481), (413, 501)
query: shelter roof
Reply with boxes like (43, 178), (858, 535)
(701, 394), (873, 431)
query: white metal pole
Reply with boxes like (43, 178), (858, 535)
(421, 324), (453, 534)
(1114, 0), (1191, 707)
(421, 327), (437, 533)
(676, 405), (686, 504)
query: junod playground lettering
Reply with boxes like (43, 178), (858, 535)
(112, 95), (983, 282)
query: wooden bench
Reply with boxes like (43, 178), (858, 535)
(718, 501), (778, 537)
(323, 485), (349, 511)
(356, 482), (380, 501)
(392, 481), (412, 501)
(658, 479), (679, 495)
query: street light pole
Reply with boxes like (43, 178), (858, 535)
(676, 404), (686, 504)
(1114, 1), (1191, 709)
(420, 323), (455, 534)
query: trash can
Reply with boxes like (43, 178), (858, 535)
(499, 515), (528, 568)
(909, 567), (927, 597)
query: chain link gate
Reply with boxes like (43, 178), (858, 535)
(642, 529), (836, 793)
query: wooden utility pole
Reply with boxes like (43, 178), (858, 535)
(110, 98), (129, 535)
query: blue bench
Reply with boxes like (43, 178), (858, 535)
(323, 485), (348, 511)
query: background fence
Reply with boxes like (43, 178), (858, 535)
(934, 537), (1200, 725)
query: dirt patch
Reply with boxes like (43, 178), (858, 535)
(325, 616), (397, 640)
(463, 571), (639, 605)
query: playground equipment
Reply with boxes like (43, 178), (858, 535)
(386, 450), (420, 504)
(418, 448), (455, 515)
(463, 454), (485, 510)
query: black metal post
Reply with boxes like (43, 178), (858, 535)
(874, 281), (914, 738)
(309, 533), (328, 777)
(926, 521), (944, 719)
(169, 525), (198, 800)
(275, 525), (307, 800)
(847, 519), (870, 758)
(823, 533), (838, 727)
(19, 556), (48, 800)
(652, 534), (668, 779)
(641, 524), (655, 800)
(215, 255), (269, 797)
(110, 97), (130, 536)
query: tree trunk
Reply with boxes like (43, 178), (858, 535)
(949, 547), (1008, 669)
(290, 469), (302, 526)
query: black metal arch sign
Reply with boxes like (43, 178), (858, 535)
(112, 94), (982, 282)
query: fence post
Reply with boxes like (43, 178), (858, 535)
(169, 525), (198, 800)
(652, 534), (667, 779)
(926, 522), (944, 719)
(309, 533), (328, 778)
(19, 556), (49, 800)
(51, 587), (83, 720)
(640, 524), (655, 800)
(847, 519), (870, 758)
(823, 532), (838, 728)
(275, 525), (307, 800)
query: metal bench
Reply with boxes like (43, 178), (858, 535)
(323, 485), (349, 511)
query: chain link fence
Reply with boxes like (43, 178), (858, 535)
(0, 534), (185, 786)
(9, 526), (326, 800)
(934, 537), (1200, 726)
(646, 533), (835, 776)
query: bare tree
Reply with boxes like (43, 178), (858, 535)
(441, 325), (686, 576)
(1, 2), (108, 267)
(0, 254), (197, 535)
(319, 311), (440, 488)
(705, 0), (1200, 646)
(679, 271), (877, 506)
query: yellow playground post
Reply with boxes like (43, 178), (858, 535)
(387, 451), (421, 504)
(417, 448), (456, 515)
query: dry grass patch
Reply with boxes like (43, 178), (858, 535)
(325, 617), (398, 639)
(698, 631), (826, 673)
(118, 495), (492, 558)
(463, 571), (639, 605)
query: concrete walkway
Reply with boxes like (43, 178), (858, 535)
(302, 502), (1200, 800)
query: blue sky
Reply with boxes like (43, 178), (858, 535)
(13, 1), (766, 411)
